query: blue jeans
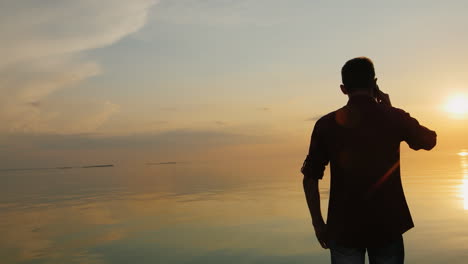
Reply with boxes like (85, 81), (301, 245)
(329, 236), (404, 264)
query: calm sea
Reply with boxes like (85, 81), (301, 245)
(1, 147), (467, 263)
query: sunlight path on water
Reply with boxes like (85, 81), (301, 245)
(458, 150), (468, 210)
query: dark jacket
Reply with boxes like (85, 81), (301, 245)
(301, 95), (437, 247)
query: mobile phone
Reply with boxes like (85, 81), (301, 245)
(373, 85), (380, 99)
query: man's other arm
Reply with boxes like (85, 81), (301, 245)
(301, 118), (329, 249)
(302, 177), (328, 248)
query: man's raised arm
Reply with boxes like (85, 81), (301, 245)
(398, 109), (437, 151)
(376, 88), (437, 151)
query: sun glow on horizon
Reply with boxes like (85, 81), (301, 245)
(445, 94), (468, 118)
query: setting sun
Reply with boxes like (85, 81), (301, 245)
(445, 94), (468, 117)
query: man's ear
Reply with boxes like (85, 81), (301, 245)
(340, 84), (348, 95)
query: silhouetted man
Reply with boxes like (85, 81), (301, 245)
(301, 57), (436, 264)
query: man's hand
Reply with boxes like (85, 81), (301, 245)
(375, 85), (392, 106)
(303, 176), (328, 249)
(313, 221), (328, 249)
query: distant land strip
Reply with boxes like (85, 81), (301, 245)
(81, 164), (114, 168)
(146, 161), (180, 165)
(0, 164), (114, 172)
(0, 167), (55, 172)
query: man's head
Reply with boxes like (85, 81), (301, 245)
(340, 57), (376, 96)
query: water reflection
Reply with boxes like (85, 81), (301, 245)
(459, 150), (468, 210)
(1, 151), (468, 263)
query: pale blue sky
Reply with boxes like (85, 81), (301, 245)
(76, 0), (468, 122)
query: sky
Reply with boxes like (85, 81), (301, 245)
(1, 0), (468, 168)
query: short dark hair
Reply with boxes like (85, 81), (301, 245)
(341, 57), (375, 92)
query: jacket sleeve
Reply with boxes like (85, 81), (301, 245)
(301, 118), (330, 180)
(396, 109), (437, 150)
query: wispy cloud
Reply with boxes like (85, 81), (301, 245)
(19, 129), (259, 150)
(214, 121), (227, 126)
(0, 0), (157, 134)
(159, 107), (178, 111)
(257, 107), (271, 111)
